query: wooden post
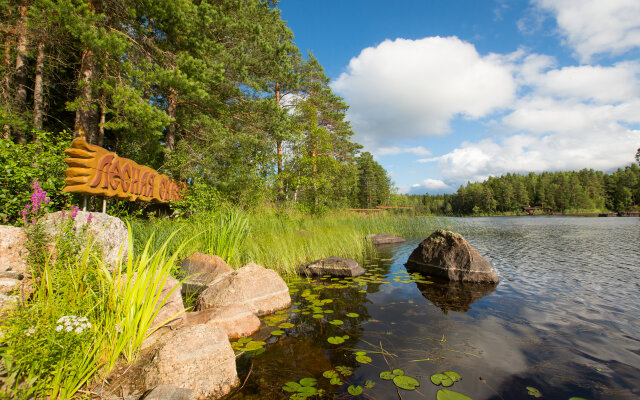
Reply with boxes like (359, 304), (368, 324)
(83, 195), (87, 211)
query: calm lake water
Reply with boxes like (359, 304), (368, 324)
(226, 216), (640, 400)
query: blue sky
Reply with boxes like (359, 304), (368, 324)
(277, 0), (640, 194)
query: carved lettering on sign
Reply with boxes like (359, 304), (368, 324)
(63, 138), (186, 203)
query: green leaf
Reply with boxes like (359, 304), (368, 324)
(330, 377), (342, 385)
(329, 319), (343, 325)
(279, 322), (295, 329)
(322, 370), (338, 379)
(283, 381), (302, 392)
(444, 371), (461, 382)
(364, 380), (375, 388)
(526, 387), (542, 398)
(348, 385), (363, 395)
(271, 330), (284, 336)
(299, 377), (317, 387)
(327, 336), (345, 344)
(393, 375), (420, 390)
(346, 312), (359, 318)
(380, 371), (395, 380)
(437, 389), (473, 400)
(355, 355), (372, 364)
(298, 386), (316, 395)
(392, 369), (404, 376)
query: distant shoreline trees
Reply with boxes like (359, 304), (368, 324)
(392, 165), (640, 215)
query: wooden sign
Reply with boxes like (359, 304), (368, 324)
(63, 137), (186, 203)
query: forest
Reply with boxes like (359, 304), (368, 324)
(392, 164), (640, 215)
(0, 0), (391, 223)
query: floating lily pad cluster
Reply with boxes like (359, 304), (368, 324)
(430, 371), (472, 399)
(282, 377), (322, 400)
(353, 350), (372, 364)
(231, 337), (266, 354)
(327, 335), (350, 344)
(380, 369), (420, 390)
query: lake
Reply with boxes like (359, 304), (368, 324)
(226, 216), (640, 400)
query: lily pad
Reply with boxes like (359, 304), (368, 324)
(279, 323), (295, 329)
(283, 381), (302, 392)
(380, 371), (395, 380)
(271, 330), (284, 336)
(364, 380), (375, 388)
(299, 377), (317, 387)
(431, 373), (453, 387)
(526, 387), (542, 398)
(330, 377), (341, 385)
(329, 319), (343, 325)
(348, 385), (363, 395)
(393, 375), (420, 390)
(356, 354), (372, 364)
(436, 389), (473, 400)
(444, 371), (461, 382)
(327, 336), (345, 344)
(312, 314), (324, 319)
(323, 370), (338, 379)
(346, 312), (360, 318)
(392, 369), (404, 376)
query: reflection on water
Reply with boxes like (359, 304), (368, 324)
(225, 217), (640, 400)
(414, 279), (497, 313)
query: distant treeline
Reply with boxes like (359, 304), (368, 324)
(0, 0), (392, 220)
(392, 164), (640, 215)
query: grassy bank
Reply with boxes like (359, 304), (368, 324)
(129, 210), (451, 275)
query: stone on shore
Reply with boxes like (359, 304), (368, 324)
(405, 229), (499, 283)
(142, 385), (193, 400)
(0, 225), (28, 274)
(44, 211), (128, 266)
(150, 275), (186, 332)
(184, 304), (260, 339)
(180, 252), (233, 295)
(300, 256), (365, 277)
(196, 263), (290, 316)
(142, 324), (238, 400)
(366, 233), (406, 245)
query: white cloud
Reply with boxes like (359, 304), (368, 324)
(376, 146), (431, 156)
(412, 179), (451, 191)
(332, 37), (516, 146)
(534, 0), (640, 62)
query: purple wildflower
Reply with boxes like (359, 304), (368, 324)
(87, 213), (93, 224)
(70, 205), (79, 219)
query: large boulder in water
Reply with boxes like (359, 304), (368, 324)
(195, 263), (290, 316)
(405, 230), (498, 283)
(300, 256), (365, 277)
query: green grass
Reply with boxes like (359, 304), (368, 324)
(128, 210), (451, 275)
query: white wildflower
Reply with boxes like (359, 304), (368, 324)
(65, 325), (73, 332)
(56, 325), (63, 332)
(74, 327), (83, 334)
(24, 327), (35, 337)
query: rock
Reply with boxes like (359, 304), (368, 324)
(43, 211), (128, 266)
(180, 253), (233, 295)
(196, 263), (290, 316)
(0, 278), (20, 295)
(0, 225), (28, 273)
(141, 384), (193, 400)
(142, 324), (238, 400)
(405, 230), (499, 283)
(366, 233), (406, 245)
(184, 304), (260, 339)
(300, 256), (365, 277)
(149, 274), (186, 332)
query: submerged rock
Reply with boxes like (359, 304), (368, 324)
(406, 229), (498, 283)
(180, 252), (233, 295)
(142, 324), (238, 400)
(196, 263), (290, 316)
(184, 304), (260, 339)
(300, 256), (365, 277)
(366, 233), (406, 245)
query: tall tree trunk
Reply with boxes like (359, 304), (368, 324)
(14, 5), (29, 143)
(165, 87), (177, 152)
(276, 83), (284, 200)
(32, 42), (45, 131)
(3, 36), (11, 139)
(312, 136), (317, 207)
(97, 92), (105, 146)
(74, 47), (96, 142)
